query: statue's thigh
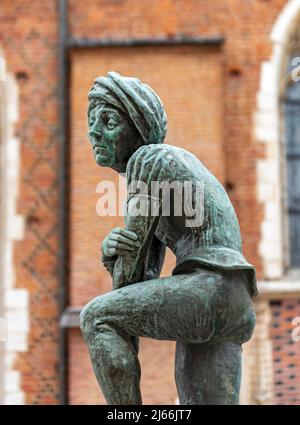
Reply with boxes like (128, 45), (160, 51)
(89, 269), (232, 342)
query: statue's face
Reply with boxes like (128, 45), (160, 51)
(88, 103), (141, 173)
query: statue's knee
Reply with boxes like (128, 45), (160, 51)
(79, 302), (92, 340)
(79, 295), (110, 340)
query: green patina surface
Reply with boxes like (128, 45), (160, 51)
(80, 72), (257, 405)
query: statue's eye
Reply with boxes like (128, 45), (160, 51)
(107, 118), (118, 130)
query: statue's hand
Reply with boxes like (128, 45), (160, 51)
(101, 227), (140, 257)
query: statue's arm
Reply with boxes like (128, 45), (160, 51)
(111, 194), (163, 289)
(143, 233), (166, 280)
(107, 144), (171, 288)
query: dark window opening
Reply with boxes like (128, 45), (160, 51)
(283, 52), (300, 269)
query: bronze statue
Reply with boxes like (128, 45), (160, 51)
(80, 72), (257, 405)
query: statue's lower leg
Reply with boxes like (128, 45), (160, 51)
(175, 341), (242, 405)
(82, 320), (142, 405)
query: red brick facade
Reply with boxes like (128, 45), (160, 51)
(1, 0), (300, 405)
(0, 0), (60, 404)
(270, 300), (300, 405)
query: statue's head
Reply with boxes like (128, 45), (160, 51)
(88, 72), (167, 173)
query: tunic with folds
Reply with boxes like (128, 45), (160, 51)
(103, 143), (258, 297)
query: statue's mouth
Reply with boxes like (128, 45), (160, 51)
(93, 144), (107, 154)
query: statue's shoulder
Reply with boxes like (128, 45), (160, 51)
(129, 143), (170, 160)
(128, 143), (190, 167)
(127, 144), (169, 171)
(126, 144), (183, 183)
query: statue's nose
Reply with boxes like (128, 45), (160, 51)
(89, 129), (102, 139)
(89, 119), (102, 139)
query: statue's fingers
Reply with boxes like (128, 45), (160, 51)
(109, 240), (135, 252)
(112, 227), (138, 241)
(109, 233), (137, 247)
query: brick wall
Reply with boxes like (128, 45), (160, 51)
(270, 300), (300, 405)
(0, 0), (60, 404)
(67, 0), (288, 404)
(68, 0), (290, 279)
(2, 0), (299, 405)
(69, 45), (224, 403)
(69, 45), (225, 306)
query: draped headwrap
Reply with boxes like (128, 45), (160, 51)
(88, 71), (167, 145)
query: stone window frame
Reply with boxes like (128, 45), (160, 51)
(256, 0), (300, 283)
(241, 0), (300, 406)
(0, 49), (27, 405)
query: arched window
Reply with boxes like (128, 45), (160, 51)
(282, 22), (300, 271)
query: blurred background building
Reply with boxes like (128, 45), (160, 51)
(0, 0), (300, 405)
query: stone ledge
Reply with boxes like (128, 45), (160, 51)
(257, 280), (300, 300)
(60, 307), (81, 328)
